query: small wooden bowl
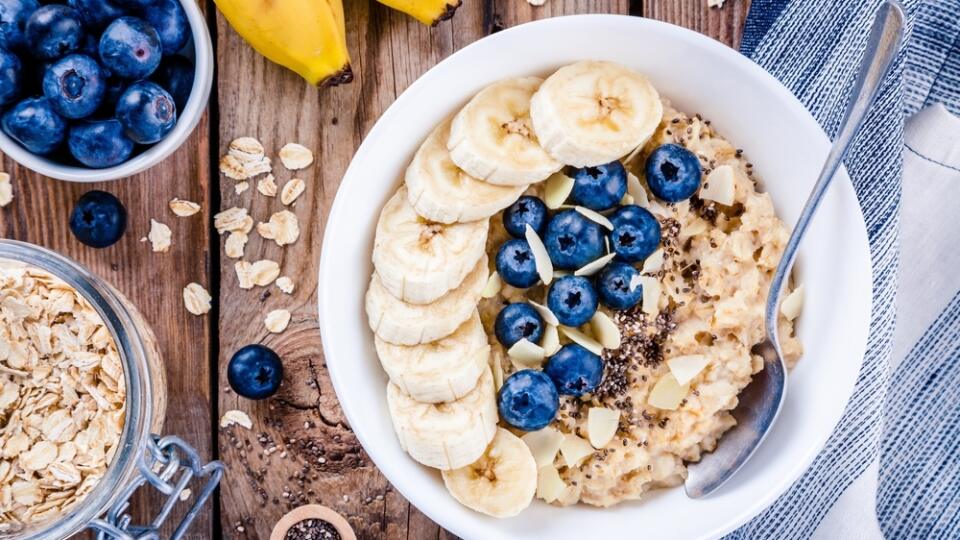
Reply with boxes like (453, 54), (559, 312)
(270, 504), (357, 540)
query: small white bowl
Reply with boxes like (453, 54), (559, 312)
(319, 15), (873, 540)
(0, 1), (214, 183)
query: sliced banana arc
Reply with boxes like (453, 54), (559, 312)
(373, 187), (489, 305)
(448, 77), (562, 186)
(442, 427), (537, 518)
(407, 119), (528, 224)
(530, 60), (663, 167)
(366, 255), (489, 346)
(387, 367), (498, 471)
(375, 311), (490, 403)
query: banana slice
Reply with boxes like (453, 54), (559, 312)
(387, 367), (498, 470)
(373, 187), (489, 304)
(448, 77), (562, 186)
(407, 119), (528, 224)
(530, 61), (663, 167)
(366, 255), (488, 345)
(441, 427), (538, 518)
(375, 310), (490, 403)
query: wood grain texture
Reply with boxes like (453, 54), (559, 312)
(646, 0), (752, 49)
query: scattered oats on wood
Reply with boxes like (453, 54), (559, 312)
(147, 219), (171, 252)
(220, 137), (272, 180)
(280, 178), (305, 205)
(168, 198), (200, 217)
(234, 181), (249, 195)
(276, 276), (294, 294)
(257, 210), (300, 246)
(219, 409), (253, 429)
(179, 488), (192, 502)
(278, 143), (314, 170)
(224, 231), (248, 259)
(264, 309), (291, 333)
(214, 207), (249, 234)
(0, 172), (12, 207)
(182, 282), (212, 315)
(235, 261), (254, 289)
(250, 260), (280, 286)
(228, 137), (264, 161)
(257, 174), (277, 197)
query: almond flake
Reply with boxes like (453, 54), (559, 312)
(781, 284), (804, 321)
(559, 326), (604, 355)
(250, 260), (280, 286)
(524, 224), (553, 286)
(182, 282), (212, 315)
(521, 427), (564, 468)
(507, 339), (545, 366)
(265, 309), (291, 333)
(147, 219), (171, 252)
(257, 174), (278, 197)
(700, 164), (736, 206)
(0, 172), (13, 207)
(214, 207), (250, 234)
(169, 198), (200, 217)
(537, 464), (566, 503)
(280, 178), (306, 205)
(481, 272), (502, 299)
(224, 231), (248, 259)
(257, 210), (300, 246)
(648, 373), (689, 410)
(559, 434), (595, 468)
(490, 353), (504, 391)
(541, 324), (560, 355)
(276, 276), (294, 294)
(626, 172), (649, 208)
(667, 355), (710, 385)
(235, 261), (254, 289)
(586, 407), (620, 449)
(528, 300), (559, 326)
(574, 252), (616, 277)
(219, 409), (253, 429)
(641, 248), (664, 274)
(620, 193), (634, 205)
(234, 181), (249, 195)
(640, 276), (661, 315)
(279, 143), (314, 170)
(590, 311), (621, 349)
(681, 218), (709, 238)
(544, 172), (574, 209)
(574, 206), (613, 230)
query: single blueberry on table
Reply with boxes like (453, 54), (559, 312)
(645, 143), (702, 202)
(69, 190), (127, 248)
(543, 209), (605, 270)
(24, 5), (84, 60)
(67, 0), (127, 31)
(141, 0), (188, 54)
(227, 344), (284, 400)
(544, 344), (604, 397)
(115, 80), (176, 143)
(1, 97), (66, 154)
(68, 119), (134, 168)
(99, 16), (162, 79)
(494, 302), (544, 349)
(495, 238), (539, 289)
(502, 195), (547, 238)
(0, 47), (21, 106)
(43, 53), (105, 119)
(151, 54), (193, 109)
(547, 275), (599, 328)
(0, 0), (40, 51)
(497, 370), (559, 431)
(570, 161), (628, 211)
(596, 262), (643, 310)
(610, 208), (660, 263)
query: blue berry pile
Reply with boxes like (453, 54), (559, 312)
(0, 0), (194, 168)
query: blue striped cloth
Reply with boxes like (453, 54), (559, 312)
(725, 0), (960, 538)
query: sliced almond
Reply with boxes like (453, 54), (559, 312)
(521, 427), (564, 468)
(257, 174), (278, 197)
(574, 206), (614, 230)
(641, 248), (664, 274)
(481, 271), (502, 299)
(648, 373), (689, 410)
(536, 464), (567, 503)
(559, 326), (603, 355)
(781, 284), (804, 321)
(574, 252), (616, 277)
(640, 276), (661, 315)
(590, 311), (621, 349)
(280, 178), (306, 205)
(279, 143), (314, 170)
(276, 276), (294, 294)
(544, 172), (575, 209)
(667, 355), (710, 385)
(491, 353), (505, 391)
(264, 309), (291, 333)
(620, 193), (634, 205)
(525, 224), (553, 286)
(627, 172), (649, 208)
(681, 218), (709, 238)
(700, 164), (737, 206)
(528, 300), (559, 326)
(219, 409), (253, 429)
(507, 339), (546, 366)
(182, 282), (211, 315)
(169, 197), (200, 216)
(541, 324), (560, 356)
(559, 434), (595, 468)
(586, 407), (620, 449)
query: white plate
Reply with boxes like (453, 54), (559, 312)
(319, 14), (871, 540)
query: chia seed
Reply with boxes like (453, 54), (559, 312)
(284, 519), (341, 540)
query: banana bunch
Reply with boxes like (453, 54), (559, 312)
(215, 0), (462, 87)
(366, 61), (663, 517)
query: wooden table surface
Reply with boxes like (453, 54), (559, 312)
(0, 0), (750, 537)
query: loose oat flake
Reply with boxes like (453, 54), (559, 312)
(280, 178), (305, 205)
(276, 276), (294, 294)
(214, 207), (250, 235)
(234, 181), (250, 195)
(224, 231), (248, 259)
(250, 260), (280, 286)
(264, 309), (291, 333)
(219, 409), (253, 429)
(235, 261), (254, 289)
(147, 219), (172, 252)
(169, 198), (200, 217)
(257, 210), (300, 246)
(257, 174), (278, 197)
(0, 172), (12, 207)
(182, 282), (212, 315)
(220, 137), (272, 180)
(278, 143), (314, 170)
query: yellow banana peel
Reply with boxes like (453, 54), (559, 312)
(376, 0), (462, 26)
(215, 0), (353, 87)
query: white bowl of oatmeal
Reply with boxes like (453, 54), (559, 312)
(318, 14), (872, 540)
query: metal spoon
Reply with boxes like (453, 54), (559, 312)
(684, 0), (905, 499)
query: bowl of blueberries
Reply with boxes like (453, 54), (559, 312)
(0, 0), (213, 182)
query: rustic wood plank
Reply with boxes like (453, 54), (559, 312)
(493, 0), (629, 28)
(644, 0), (752, 49)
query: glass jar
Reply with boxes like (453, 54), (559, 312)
(0, 240), (222, 540)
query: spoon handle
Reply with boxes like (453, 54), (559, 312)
(764, 0), (905, 347)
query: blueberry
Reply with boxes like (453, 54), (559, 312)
(645, 143), (702, 202)
(596, 262), (642, 310)
(69, 190), (127, 248)
(0, 47), (21, 106)
(43, 54), (105, 119)
(113, 0), (156, 7)
(67, 0), (127, 31)
(497, 370), (558, 431)
(544, 344), (603, 396)
(494, 303), (544, 348)
(495, 239), (539, 289)
(140, 0), (187, 54)
(570, 161), (627, 211)
(68, 119), (133, 168)
(99, 16), (161, 79)
(151, 54), (192, 109)
(543, 209), (605, 270)
(115, 80), (175, 143)
(610, 205), (645, 228)
(547, 275), (598, 327)
(0, 0), (39, 51)
(1, 97), (66, 154)
(227, 344), (284, 400)
(24, 5), (84, 60)
(610, 208), (660, 263)
(502, 195), (547, 238)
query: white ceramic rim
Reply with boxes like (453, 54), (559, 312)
(319, 14), (872, 540)
(0, 1), (214, 183)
